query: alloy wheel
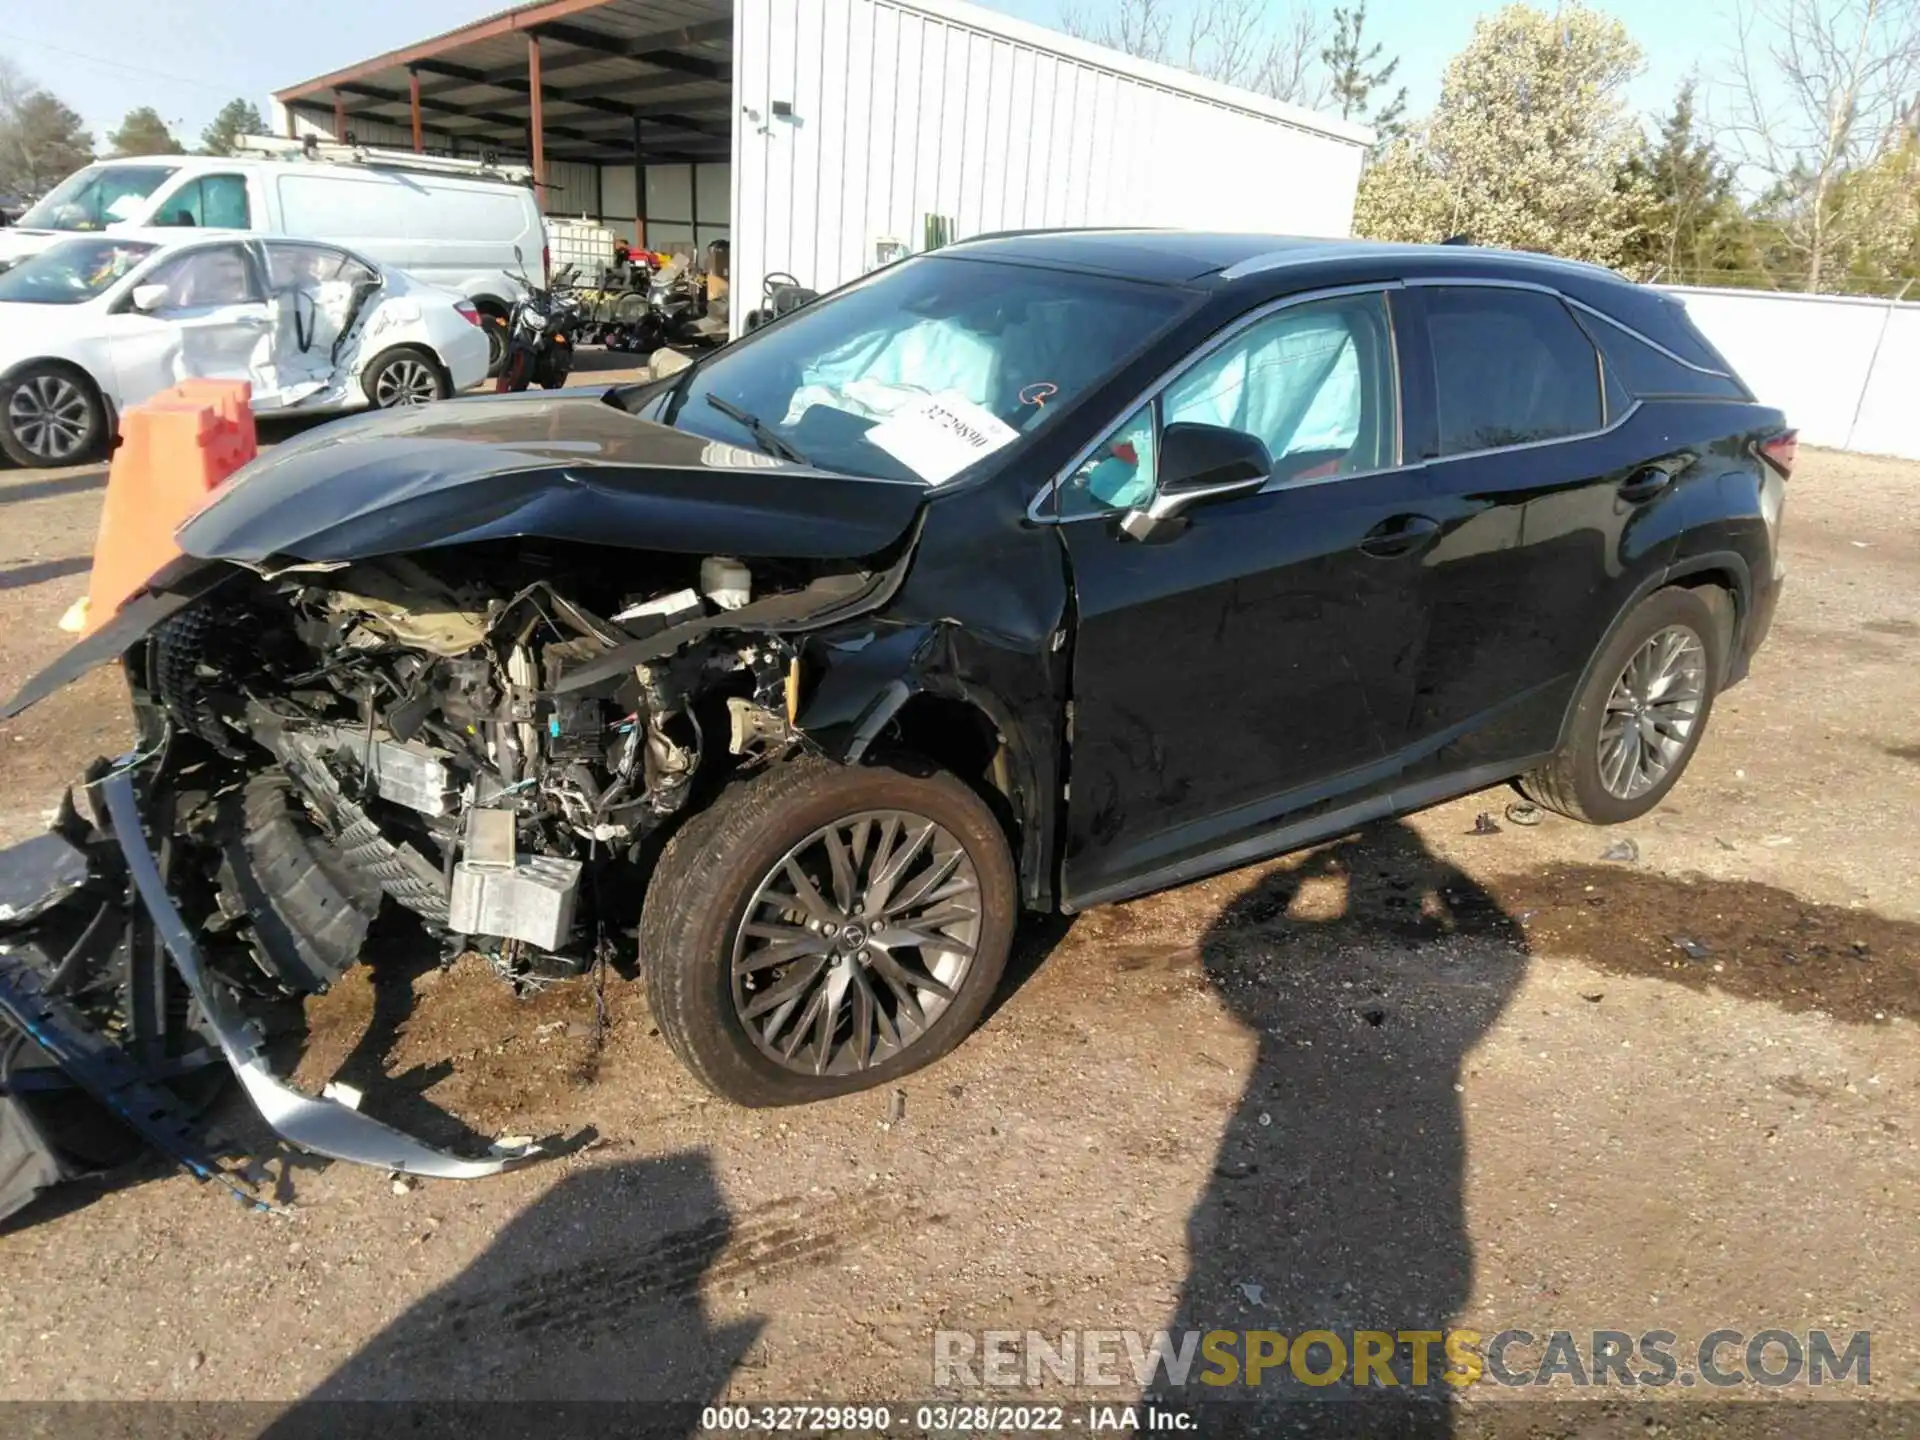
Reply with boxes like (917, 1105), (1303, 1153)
(373, 358), (440, 407)
(1598, 624), (1707, 800)
(7, 374), (93, 461)
(731, 809), (983, 1076)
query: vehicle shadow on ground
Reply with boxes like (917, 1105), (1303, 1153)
(259, 1150), (760, 1430)
(1165, 820), (1527, 1434)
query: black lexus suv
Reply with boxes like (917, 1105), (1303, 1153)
(0, 230), (1792, 1191)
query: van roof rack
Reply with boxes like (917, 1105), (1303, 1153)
(231, 134), (534, 186)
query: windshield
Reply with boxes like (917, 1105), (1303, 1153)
(661, 255), (1192, 483)
(18, 165), (179, 231)
(0, 238), (158, 304)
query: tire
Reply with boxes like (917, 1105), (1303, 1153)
(480, 311), (509, 376)
(215, 773), (385, 993)
(538, 351), (573, 390)
(1518, 585), (1727, 824)
(640, 755), (1017, 1106)
(363, 347), (449, 409)
(496, 349), (532, 393)
(0, 363), (108, 468)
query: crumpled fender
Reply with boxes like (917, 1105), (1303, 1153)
(793, 617), (1061, 910)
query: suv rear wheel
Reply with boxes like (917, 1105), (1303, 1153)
(1519, 585), (1727, 824)
(641, 756), (1016, 1106)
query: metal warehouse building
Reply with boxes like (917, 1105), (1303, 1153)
(272, 0), (1373, 333)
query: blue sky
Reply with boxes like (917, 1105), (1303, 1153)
(0, 0), (1733, 149)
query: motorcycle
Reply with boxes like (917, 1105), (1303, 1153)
(496, 256), (584, 393)
(604, 254), (724, 356)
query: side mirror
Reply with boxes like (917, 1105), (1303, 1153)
(1119, 422), (1272, 542)
(130, 283), (169, 313)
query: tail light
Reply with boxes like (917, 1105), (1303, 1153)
(1758, 430), (1798, 478)
(453, 300), (482, 327)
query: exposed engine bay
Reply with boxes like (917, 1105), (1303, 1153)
(149, 543), (865, 993)
(0, 537), (918, 1214)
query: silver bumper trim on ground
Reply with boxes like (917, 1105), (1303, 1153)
(100, 770), (539, 1180)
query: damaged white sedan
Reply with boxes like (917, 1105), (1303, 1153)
(0, 230), (490, 467)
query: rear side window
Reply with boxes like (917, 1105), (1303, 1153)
(1579, 311), (1746, 399)
(264, 242), (377, 290)
(1423, 287), (1603, 456)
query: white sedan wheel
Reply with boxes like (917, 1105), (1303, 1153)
(1, 367), (104, 467)
(367, 350), (447, 409)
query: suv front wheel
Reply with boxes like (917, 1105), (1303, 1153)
(1520, 585), (1729, 825)
(641, 756), (1017, 1105)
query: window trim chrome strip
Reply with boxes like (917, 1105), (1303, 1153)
(1027, 272), (1721, 526)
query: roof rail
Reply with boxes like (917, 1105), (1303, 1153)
(230, 134), (533, 186)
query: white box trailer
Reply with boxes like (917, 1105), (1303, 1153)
(274, 0), (1373, 337)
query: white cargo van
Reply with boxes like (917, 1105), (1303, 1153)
(0, 138), (544, 369)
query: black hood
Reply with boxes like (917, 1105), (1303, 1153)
(177, 389), (930, 565)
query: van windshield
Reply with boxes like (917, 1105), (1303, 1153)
(18, 165), (180, 231)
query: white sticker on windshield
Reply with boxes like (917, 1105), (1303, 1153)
(864, 391), (1018, 485)
(105, 193), (145, 222)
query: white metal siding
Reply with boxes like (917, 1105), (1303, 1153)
(733, 0), (1370, 335)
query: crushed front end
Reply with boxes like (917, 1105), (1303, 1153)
(0, 533), (907, 1218)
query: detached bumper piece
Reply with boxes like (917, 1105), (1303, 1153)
(0, 945), (230, 1219)
(0, 773), (537, 1219)
(0, 827), (238, 1221)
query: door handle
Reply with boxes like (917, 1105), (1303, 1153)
(1618, 465), (1675, 502)
(1358, 514), (1441, 558)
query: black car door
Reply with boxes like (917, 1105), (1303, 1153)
(1054, 286), (1439, 908)
(1393, 283), (1685, 783)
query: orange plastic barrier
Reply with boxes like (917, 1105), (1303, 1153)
(72, 380), (257, 637)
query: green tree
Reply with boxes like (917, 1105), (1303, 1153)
(0, 59), (94, 201)
(1727, 0), (1920, 292)
(106, 106), (184, 158)
(1797, 139), (1920, 292)
(200, 98), (266, 157)
(1353, 3), (1650, 270)
(1615, 79), (1760, 283)
(1321, 3), (1406, 141)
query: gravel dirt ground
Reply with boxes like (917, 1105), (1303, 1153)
(0, 400), (1914, 1430)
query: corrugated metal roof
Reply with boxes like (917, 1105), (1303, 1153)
(276, 0), (731, 164)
